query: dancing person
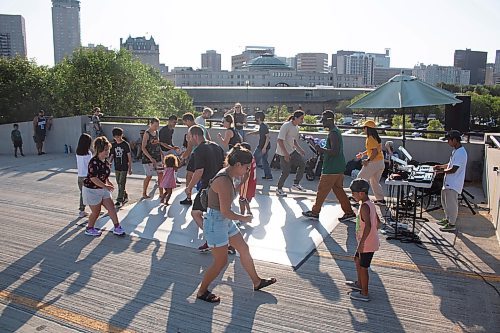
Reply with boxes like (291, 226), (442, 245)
(196, 144), (276, 303)
(82, 136), (125, 237)
(217, 114), (242, 150)
(130, 130), (145, 161)
(159, 154), (178, 205)
(33, 110), (48, 155)
(159, 115), (180, 156)
(11, 124), (24, 157)
(185, 125), (225, 252)
(195, 107), (213, 127)
(76, 133), (93, 218)
(302, 110), (355, 221)
(346, 178), (381, 302)
(141, 118), (163, 199)
(355, 120), (386, 205)
(109, 127), (132, 207)
(247, 111), (272, 180)
(434, 130), (468, 232)
(275, 110), (306, 196)
(180, 113), (211, 205)
(228, 102), (247, 141)
(238, 142), (257, 216)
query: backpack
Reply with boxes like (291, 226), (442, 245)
(199, 172), (232, 210)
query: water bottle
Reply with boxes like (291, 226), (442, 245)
(69, 145), (73, 153)
(64, 144), (68, 154)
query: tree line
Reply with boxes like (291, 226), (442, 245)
(0, 47), (194, 124)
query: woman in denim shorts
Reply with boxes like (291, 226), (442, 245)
(196, 144), (276, 303)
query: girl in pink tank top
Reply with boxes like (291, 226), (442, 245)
(347, 179), (381, 302)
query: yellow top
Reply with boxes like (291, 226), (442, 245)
(365, 137), (383, 161)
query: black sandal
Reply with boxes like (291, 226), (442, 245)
(197, 290), (220, 303)
(254, 278), (277, 291)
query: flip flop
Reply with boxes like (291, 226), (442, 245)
(254, 278), (277, 291)
(196, 290), (220, 303)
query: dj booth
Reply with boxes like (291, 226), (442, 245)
(383, 147), (437, 243)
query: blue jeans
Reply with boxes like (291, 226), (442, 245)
(254, 147), (272, 178)
(203, 208), (240, 247)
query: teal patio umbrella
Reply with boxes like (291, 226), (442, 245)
(348, 74), (462, 147)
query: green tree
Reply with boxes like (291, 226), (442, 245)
(302, 114), (319, 132)
(426, 119), (444, 139)
(0, 57), (50, 124)
(387, 115), (413, 137)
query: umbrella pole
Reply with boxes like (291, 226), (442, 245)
(402, 108), (406, 148)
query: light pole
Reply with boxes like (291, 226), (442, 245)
(245, 80), (250, 113)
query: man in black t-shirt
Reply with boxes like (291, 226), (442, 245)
(247, 111), (272, 179)
(185, 125), (225, 252)
(109, 128), (132, 206)
(159, 115), (180, 155)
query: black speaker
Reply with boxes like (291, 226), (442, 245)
(445, 95), (471, 132)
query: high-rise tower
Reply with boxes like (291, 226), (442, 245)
(52, 0), (81, 64)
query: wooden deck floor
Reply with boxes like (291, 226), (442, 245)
(0, 154), (498, 332)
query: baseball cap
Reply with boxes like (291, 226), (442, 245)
(445, 130), (462, 141)
(362, 120), (376, 128)
(349, 178), (370, 193)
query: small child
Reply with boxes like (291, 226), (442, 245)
(238, 142), (257, 216)
(159, 154), (178, 205)
(109, 128), (132, 207)
(346, 178), (381, 302)
(11, 124), (24, 157)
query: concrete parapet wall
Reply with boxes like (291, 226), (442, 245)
(484, 138), (500, 243)
(0, 116), (88, 155)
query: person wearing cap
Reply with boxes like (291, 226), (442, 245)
(346, 178), (381, 302)
(433, 130), (468, 232)
(302, 110), (355, 221)
(355, 120), (386, 204)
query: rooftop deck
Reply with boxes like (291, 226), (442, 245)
(0, 154), (498, 332)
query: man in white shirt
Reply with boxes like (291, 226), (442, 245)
(434, 130), (468, 232)
(195, 107), (213, 127)
(275, 110), (306, 196)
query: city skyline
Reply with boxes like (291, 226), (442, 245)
(0, 0), (499, 70)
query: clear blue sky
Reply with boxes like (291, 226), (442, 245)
(1, 0), (499, 70)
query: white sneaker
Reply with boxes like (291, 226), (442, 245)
(291, 184), (306, 192)
(276, 188), (287, 197)
(78, 211), (89, 218)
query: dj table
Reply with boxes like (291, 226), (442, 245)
(384, 167), (435, 243)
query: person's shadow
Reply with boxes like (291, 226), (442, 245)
(0, 218), (130, 332)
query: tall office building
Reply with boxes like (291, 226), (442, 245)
(0, 14), (27, 58)
(52, 0), (81, 64)
(494, 50), (500, 73)
(335, 52), (375, 86)
(332, 49), (390, 71)
(231, 46), (275, 70)
(120, 36), (160, 70)
(201, 50), (221, 71)
(453, 48), (487, 85)
(295, 53), (328, 73)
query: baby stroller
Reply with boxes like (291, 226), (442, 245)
(302, 134), (325, 181)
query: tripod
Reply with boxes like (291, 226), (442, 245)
(460, 189), (476, 215)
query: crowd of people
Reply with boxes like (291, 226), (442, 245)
(20, 102), (464, 304)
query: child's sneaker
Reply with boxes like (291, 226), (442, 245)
(198, 241), (211, 253)
(112, 225), (126, 236)
(276, 188), (287, 197)
(302, 211), (319, 220)
(227, 245), (236, 255)
(292, 184), (306, 192)
(349, 291), (370, 302)
(85, 227), (102, 237)
(78, 211), (89, 218)
(114, 201), (122, 207)
(339, 213), (356, 222)
(345, 280), (362, 291)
